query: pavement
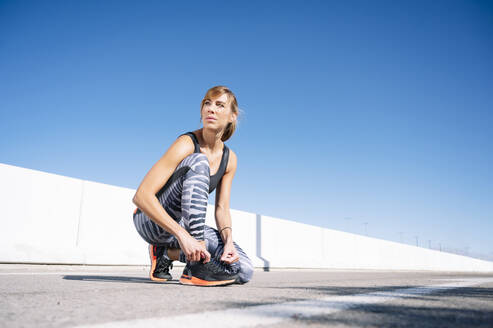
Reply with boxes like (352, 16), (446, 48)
(1, 264), (493, 327)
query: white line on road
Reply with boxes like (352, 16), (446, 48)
(76, 277), (493, 328)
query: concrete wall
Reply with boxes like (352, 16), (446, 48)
(1, 162), (493, 272)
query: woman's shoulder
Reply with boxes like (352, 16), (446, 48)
(167, 132), (196, 158)
(225, 147), (237, 174)
(177, 131), (196, 141)
(227, 147), (236, 159)
(176, 131), (195, 143)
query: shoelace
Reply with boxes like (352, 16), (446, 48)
(204, 258), (238, 275)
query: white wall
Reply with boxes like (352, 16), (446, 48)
(1, 162), (492, 272)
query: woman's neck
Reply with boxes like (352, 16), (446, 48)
(199, 128), (223, 152)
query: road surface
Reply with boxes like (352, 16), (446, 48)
(1, 264), (492, 327)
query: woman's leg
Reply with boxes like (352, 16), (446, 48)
(133, 152), (210, 248)
(162, 152), (210, 261)
(132, 153), (210, 281)
(178, 153), (210, 242)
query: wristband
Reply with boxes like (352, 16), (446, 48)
(219, 226), (232, 234)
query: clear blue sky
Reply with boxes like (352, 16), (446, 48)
(1, 0), (492, 260)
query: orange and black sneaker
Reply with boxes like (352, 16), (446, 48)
(179, 257), (239, 287)
(149, 244), (173, 282)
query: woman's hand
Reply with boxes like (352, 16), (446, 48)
(178, 233), (211, 263)
(220, 241), (240, 264)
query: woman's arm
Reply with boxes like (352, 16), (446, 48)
(132, 135), (210, 262)
(215, 150), (240, 263)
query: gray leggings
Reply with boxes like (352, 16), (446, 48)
(133, 152), (253, 284)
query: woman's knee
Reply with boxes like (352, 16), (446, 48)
(179, 152), (210, 176)
(236, 257), (254, 284)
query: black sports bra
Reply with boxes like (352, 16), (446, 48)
(180, 131), (230, 194)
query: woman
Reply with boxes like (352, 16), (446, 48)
(132, 86), (253, 286)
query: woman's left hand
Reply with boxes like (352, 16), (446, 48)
(220, 242), (240, 264)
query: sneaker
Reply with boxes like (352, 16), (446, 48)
(149, 244), (173, 282)
(179, 257), (239, 286)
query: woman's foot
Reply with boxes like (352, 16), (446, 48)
(179, 258), (238, 286)
(149, 245), (174, 282)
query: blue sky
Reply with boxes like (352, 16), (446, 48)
(1, 0), (492, 260)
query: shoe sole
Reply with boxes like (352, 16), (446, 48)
(179, 274), (236, 286)
(149, 244), (171, 282)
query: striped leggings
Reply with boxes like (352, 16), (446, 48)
(133, 152), (253, 284)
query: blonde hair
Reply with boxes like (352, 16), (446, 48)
(200, 86), (240, 142)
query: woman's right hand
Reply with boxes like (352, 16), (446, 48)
(178, 233), (211, 263)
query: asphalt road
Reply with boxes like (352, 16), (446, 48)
(1, 264), (493, 327)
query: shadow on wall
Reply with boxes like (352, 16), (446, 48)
(256, 214), (270, 272)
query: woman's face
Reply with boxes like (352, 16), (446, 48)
(201, 93), (235, 130)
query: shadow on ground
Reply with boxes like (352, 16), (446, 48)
(62, 275), (238, 287)
(265, 285), (493, 298)
(294, 303), (493, 328)
(220, 286), (493, 328)
(63, 275), (180, 284)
